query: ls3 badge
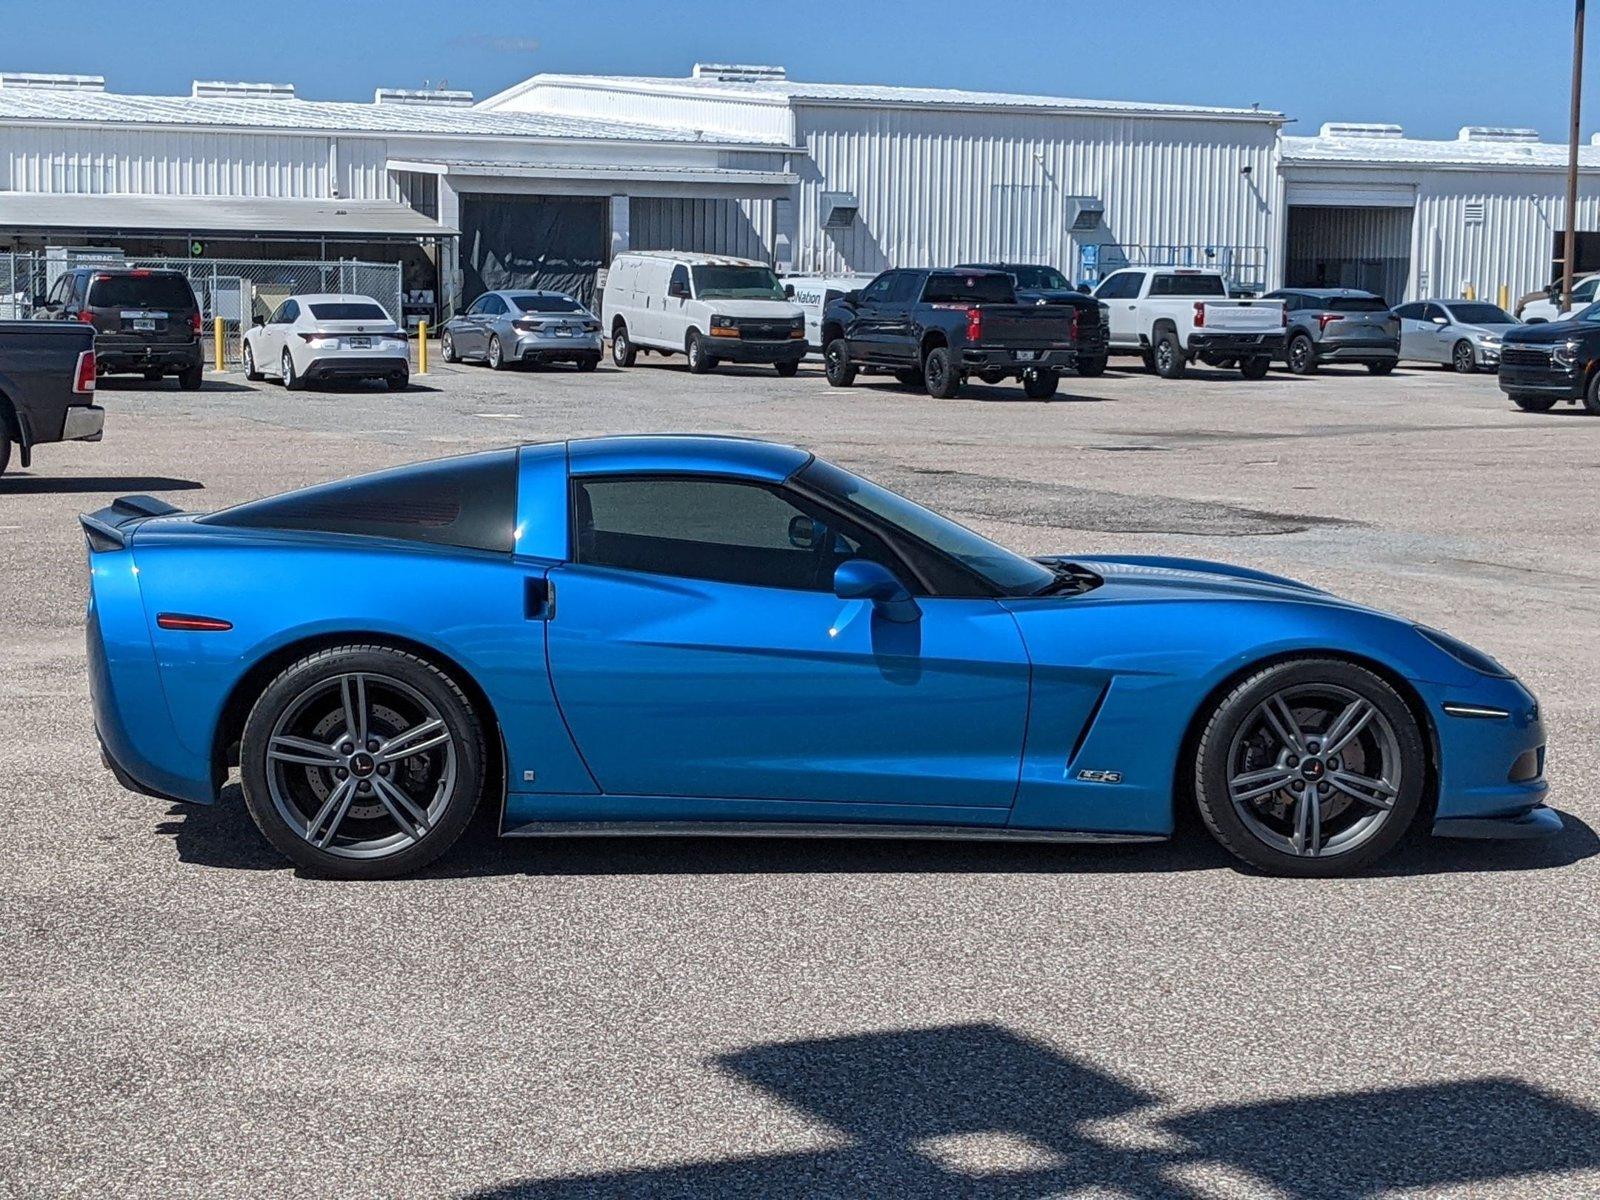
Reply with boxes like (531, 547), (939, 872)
(1076, 769), (1124, 784)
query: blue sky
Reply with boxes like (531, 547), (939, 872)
(3, 0), (1596, 140)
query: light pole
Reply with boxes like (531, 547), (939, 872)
(1563, 0), (1587, 312)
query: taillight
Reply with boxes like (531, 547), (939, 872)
(73, 349), (96, 394)
(190, 311), (203, 336)
(1318, 312), (1341, 331)
(966, 306), (982, 342)
(1193, 302), (1206, 328)
(130, 269), (151, 278)
(76, 309), (95, 326)
(1069, 308), (1080, 339)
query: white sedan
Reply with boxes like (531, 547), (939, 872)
(243, 294), (410, 390)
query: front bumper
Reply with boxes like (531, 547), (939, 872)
(1430, 674), (1551, 830)
(302, 354), (409, 382)
(706, 336), (807, 364)
(1433, 805), (1562, 840)
(1191, 331), (1285, 355)
(513, 333), (602, 362)
(62, 405), (105, 442)
(1498, 360), (1583, 399)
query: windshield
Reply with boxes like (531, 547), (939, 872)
(691, 266), (785, 301)
(86, 273), (196, 309)
(798, 459), (1055, 596)
(1447, 303), (1516, 325)
(308, 302), (391, 321)
(1009, 266), (1071, 291)
(924, 273), (1015, 304)
(1578, 302), (1600, 322)
(512, 294), (583, 313)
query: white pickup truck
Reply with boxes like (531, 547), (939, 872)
(1093, 267), (1285, 379)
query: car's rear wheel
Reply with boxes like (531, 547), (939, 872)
(1511, 393), (1559, 412)
(385, 370), (409, 392)
(1367, 360), (1396, 375)
(1154, 331), (1186, 379)
(1239, 356), (1271, 380)
(240, 645), (486, 879)
(1194, 658), (1425, 877)
(178, 363), (203, 391)
(281, 350), (305, 391)
(824, 338), (857, 387)
(487, 335), (507, 371)
(577, 355), (600, 372)
(924, 345), (962, 398)
(1453, 340), (1478, 373)
(1287, 333), (1317, 375)
(1077, 355), (1108, 377)
(1022, 367), (1059, 399)
(242, 341), (263, 382)
(775, 359), (800, 378)
(440, 330), (458, 363)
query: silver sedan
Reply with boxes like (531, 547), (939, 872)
(440, 290), (603, 371)
(1394, 300), (1521, 373)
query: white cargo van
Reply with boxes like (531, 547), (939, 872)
(602, 251), (807, 375)
(781, 273), (876, 353)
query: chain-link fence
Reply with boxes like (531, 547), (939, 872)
(1, 250), (404, 364)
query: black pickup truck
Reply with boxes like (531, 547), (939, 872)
(1497, 309), (1600, 414)
(956, 261), (1108, 377)
(0, 321), (103, 477)
(820, 268), (1104, 400)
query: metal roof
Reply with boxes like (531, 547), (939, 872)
(387, 157), (797, 186)
(0, 193), (452, 236)
(1283, 131), (1600, 170)
(0, 82), (787, 144)
(508, 72), (1284, 122)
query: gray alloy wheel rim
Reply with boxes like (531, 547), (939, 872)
(1455, 342), (1475, 372)
(688, 336), (702, 368)
(614, 329), (628, 361)
(265, 671), (457, 860)
(442, 332), (454, 360)
(1157, 340), (1175, 372)
(1225, 683), (1402, 859)
(826, 342), (846, 377)
(243, 344), (254, 374)
(489, 337), (502, 367)
(281, 350), (294, 384)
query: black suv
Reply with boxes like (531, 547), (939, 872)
(1498, 306), (1600, 414)
(36, 267), (204, 389)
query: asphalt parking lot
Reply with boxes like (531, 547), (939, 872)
(3, 354), (1599, 1199)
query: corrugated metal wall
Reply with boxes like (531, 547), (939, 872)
(1285, 205), (1414, 304)
(785, 105), (1283, 279)
(629, 196), (775, 260)
(0, 126), (394, 201)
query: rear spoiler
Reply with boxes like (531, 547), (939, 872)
(79, 494), (183, 551)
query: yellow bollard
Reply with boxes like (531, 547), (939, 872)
(213, 317), (226, 371)
(1463, 282), (1476, 301)
(1498, 283), (1510, 311)
(417, 320), (428, 374)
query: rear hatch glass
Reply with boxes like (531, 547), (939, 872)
(1329, 296), (1391, 312)
(87, 273), (197, 341)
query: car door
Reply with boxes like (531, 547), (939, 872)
(847, 271), (898, 360)
(1421, 303), (1453, 362)
(1394, 303), (1424, 360)
(878, 270), (926, 363)
(258, 298), (296, 364)
(661, 264), (692, 349)
(544, 472), (1031, 818)
(1095, 271), (1143, 347)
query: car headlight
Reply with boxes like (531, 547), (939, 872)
(1476, 333), (1500, 345)
(1415, 625), (1512, 677)
(1552, 338), (1583, 366)
(709, 315), (737, 331)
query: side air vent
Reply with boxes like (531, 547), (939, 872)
(191, 80), (296, 100)
(0, 72), (106, 92)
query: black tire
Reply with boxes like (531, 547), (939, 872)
(924, 345), (962, 398)
(242, 341), (264, 382)
(686, 330), (714, 374)
(611, 324), (637, 368)
(440, 330), (459, 364)
(1286, 333), (1318, 375)
(1511, 392), (1559, 412)
(0, 429), (11, 478)
(1367, 360), (1397, 376)
(1139, 348), (1157, 373)
(1076, 355), (1107, 377)
(1193, 658), (1425, 878)
(281, 350), (305, 391)
(1021, 367), (1059, 399)
(1153, 331), (1186, 379)
(894, 367), (926, 391)
(178, 364), (203, 391)
(385, 371), (409, 392)
(239, 645), (487, 880)
(1239, 355), (1271, 380)
(487, 335), (507, 371)
(1452, 340), (1478, 374)
(977, 368), (1006, 385)
(577, 355), (600, 373)
(1585, 371), (1600, 415)
(824, 338), (857, 387)
(143, 368), (163, 382)
(775, 359), (800, 378)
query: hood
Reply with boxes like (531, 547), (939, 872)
(1504, 318), (1591, 343)
(699, 298), (805, 320)
(1458, 322), (1519, 338)
(1041, 554), (1367, 609)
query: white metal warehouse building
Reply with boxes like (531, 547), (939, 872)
(2, 63), (1598, 317)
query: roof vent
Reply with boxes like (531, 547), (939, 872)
(1319, 122), (1404, 140)
(0, 72), (106, 92)
(191, 80), (296, 100)
(691, 63), (788, 82)
(1459, 126), (1541, 143)
(374, 87), (475, 106)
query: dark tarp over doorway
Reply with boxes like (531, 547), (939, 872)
(460, 195), (606, 307)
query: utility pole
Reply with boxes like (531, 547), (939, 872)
(1563, 0), (1587, 312)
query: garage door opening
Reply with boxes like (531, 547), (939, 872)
(460, 194), (607, 308)
(1285, 205), (1414, 306)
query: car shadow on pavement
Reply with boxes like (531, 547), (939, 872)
(0, 474), (203, 494)
(461, 1022), (1600, 1199)
(156, 785), (1597, 882)
(94, 377), (255, 393)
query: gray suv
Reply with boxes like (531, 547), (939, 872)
(1265, 288), (1400, 375)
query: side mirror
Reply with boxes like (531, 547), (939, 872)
(32, 293), (49, 308)
(784, 284), (796, 299)
(788, 514), (827, 549)
(253, 315), (264, 327)
(833, 559), (919, 623)
(667, 280), (689, 300)
(844, 289), (862, 306)
(1432, 315), (1449, 326)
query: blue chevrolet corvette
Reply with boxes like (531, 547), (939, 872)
(83, 436), (1556, 879)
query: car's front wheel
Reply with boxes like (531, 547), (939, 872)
(242, 341), (263, 382)
(1511, 393), (1559, 412)
(824, 338), (857, 387)
(686, 331), (714, 374)
(440, 330), (458, 363)
(1193, 658), (1424, 877)
(611, 324), (637, 368)
(239, 645), (486, 879)
(1452, 340), (1478, 374)
(1238, 356), (1271, 380)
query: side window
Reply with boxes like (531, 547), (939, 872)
(1576, 278), (1598, 303)
(668, 265), (691, 298)
(484, 295), (506, 316)
(888, 272), (924, 304)
(859, 272), (896, 304)
(1422, 303), (1445, 322)
(572, 476), (899, 593)
(46, 273), (68, 306)
(466, 296), (488, 316)
(1096, 272), (1140, 300)
(1394, 303), (1422, 321)
(70, 272), (89, 305)
(277, 299), (299, 324)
